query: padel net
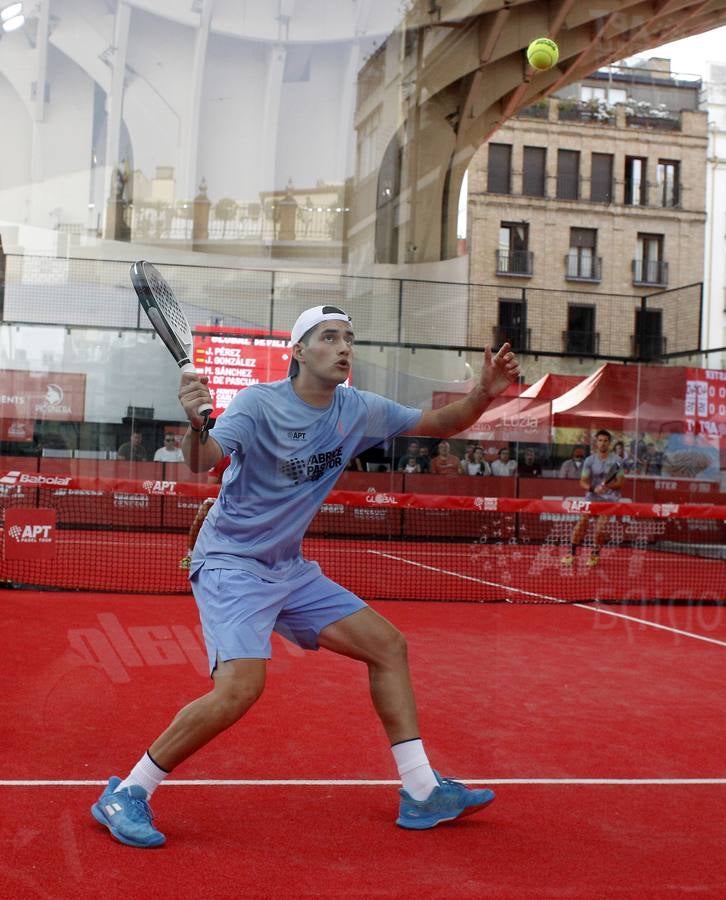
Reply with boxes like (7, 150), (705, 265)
(1, 471), (724, 604)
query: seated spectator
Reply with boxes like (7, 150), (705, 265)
(397, 440), (422, 472)
(559, 446), (586, 479)
(491, 447), (517, 476)
(460, 446), (490, 476)
(613, 440), (635, 472)
(118, 429), (148, 462)
(518, 447), (542, 477)
(416, 444), (431, 473)
(402, 456), (421, 474)
(153, 434), (185, 462)
(429, 440), (460, 476)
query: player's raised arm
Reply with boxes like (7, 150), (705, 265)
(409, 343), (520, 438)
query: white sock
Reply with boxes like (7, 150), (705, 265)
(115, 751), (169, 798)
(391, 738), (438, 800)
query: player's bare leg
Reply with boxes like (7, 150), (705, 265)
(318, 606), (419, 743)
(318, 606), (496, 829)
(562, 514), (590, 566)
(148, 657), (267, 771)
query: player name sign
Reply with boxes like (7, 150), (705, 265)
(193, 328), (291, 417)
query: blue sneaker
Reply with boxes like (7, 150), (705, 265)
(396, 771), (495, 830)
(91, 776), (166, 848)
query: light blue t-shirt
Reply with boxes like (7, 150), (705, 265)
(192, 379), (422, 579)
(582, 451), (623, 501)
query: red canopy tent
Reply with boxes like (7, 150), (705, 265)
(551, 363), (688, 433)
(520, 373), (583, 400)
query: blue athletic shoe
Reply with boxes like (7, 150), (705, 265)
(91, 776), (166, 848)
(396, 770), (495, 830)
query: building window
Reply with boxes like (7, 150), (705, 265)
(487, 143), (512, 194)
(494, 299), (529, 351)
(496, 222), (532, 275)
(633, 308), (666, 360)
(356, 107), (381, 181)
(564, 305), (598, 355)
(565, 228), (600, 281)
(581, 85), (626, 104)
(522, 146), (546, 197)
(633, 233), (668, 286)
(556, 149), (580, 200)
(590, 153), (613, 203)
(625, 156), (647, 206)
(657, 159), (680, 208)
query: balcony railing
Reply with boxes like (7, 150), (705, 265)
(562, 329), (600, 356)
(564, 253), (602, 282)
(496, 250), (533, 276)
(492, 325), (531, 353)
(632, 259), (669, 287)
(631, 333), (668, 361)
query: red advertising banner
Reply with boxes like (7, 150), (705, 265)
(686, 368), (726, 440)
(0, 418), (34, 442)
(3, 507), (57, 561)
(193, 327), (291, 417)
(0, 371), (86, 422)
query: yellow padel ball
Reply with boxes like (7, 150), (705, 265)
(527, 37), (559, 71)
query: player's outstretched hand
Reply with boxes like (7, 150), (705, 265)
(479, 343), (520, 400)
(179, 371), (212, 430)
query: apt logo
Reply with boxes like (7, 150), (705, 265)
(4, 508), (57, 561)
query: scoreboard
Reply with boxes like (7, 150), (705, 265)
(193, 327), (291, 417)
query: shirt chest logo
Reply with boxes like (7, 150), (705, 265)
(288, 431), (306, 441)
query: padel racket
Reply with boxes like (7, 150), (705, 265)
(600, 461), (622, 488)
(130, 261), (212, 441)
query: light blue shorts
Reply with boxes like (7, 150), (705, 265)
(190, 562), (367, 673)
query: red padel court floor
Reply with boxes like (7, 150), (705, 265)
(1, 592), (725, 898)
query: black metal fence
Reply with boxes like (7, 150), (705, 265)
(0, 252), (702, 362)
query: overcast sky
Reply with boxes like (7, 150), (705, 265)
(624, 23), (726, 79)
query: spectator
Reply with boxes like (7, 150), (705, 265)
(491, 447), (517, 476)
(416, 444), (431, 473)
(403, 456), (421, 474)
(429, 440), (460, 476)
(560, 446), (587, 479)
(154, 434), (185, 462)
(397, 439), (422, 472)
(118, 429), (148, 461)
(460, 446), (490, 476)
(613, 440), (635, 473)
(518, 447), (542, 477)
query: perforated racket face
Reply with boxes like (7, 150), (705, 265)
(142, 262), (193, 347)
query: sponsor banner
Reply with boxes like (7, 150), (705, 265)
(0, 418), (34, 442)
(0, 472), (724, 521)
(0, 371), (86, 422)
(4, 508), (57, 561)
(432, 392), (551, 442)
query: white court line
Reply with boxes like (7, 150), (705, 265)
(1, 778), (725, 787)
(573, 604), (726, 649)
(368, 550), (565, 604)
(369, 549), (726, 648)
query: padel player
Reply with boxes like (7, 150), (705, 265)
(561, 428), (625, 569)
(92, 305), (520, 847)
(179, 455), (230, 570)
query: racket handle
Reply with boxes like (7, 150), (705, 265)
(180, 362), (213, 417)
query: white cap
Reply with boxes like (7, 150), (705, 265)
(288, 305), (352, 377)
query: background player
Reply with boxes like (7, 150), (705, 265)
(179, 455), (230, 570)
(561, 428), (625, 568)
